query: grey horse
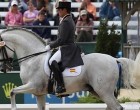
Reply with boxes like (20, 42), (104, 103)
(0, 28), (132, 110)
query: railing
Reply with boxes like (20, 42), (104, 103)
(0, 103), (140, 110)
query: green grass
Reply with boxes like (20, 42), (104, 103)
(76, 94), (103, 103)
(76, 93), (140, 103)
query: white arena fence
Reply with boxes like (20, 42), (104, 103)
(0, 103), (140, 110)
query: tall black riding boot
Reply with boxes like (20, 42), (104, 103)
(51, 61), (66, 93)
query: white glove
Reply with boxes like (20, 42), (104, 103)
(45, 45), (51, 51)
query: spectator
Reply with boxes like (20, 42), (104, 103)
(53, 13), (60, 26)
(76, 1), (94, 23)
(78, 1), (87, 12)
(99, 1), (121, 21)
(74, 0), (82, 2)
(29, 0), (38, 8)
(37, 0), (54, 20)
(84, 0), (96, 20)
(5, 0), (23, 26)
(75, 10), (94, 42)
(18, 0), (28, 14)
(32, 11), (51, 41)
(8, 0), (28, 14)
(23, 1), (39, 26)
(36, 0), (45, 10)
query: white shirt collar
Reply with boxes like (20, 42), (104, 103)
(59, 14), (70, 24)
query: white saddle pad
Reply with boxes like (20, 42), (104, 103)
(44, 53), (82, 77)
(62, 66), (82, 77)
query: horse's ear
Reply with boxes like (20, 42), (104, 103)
(0, 41), (5, 47)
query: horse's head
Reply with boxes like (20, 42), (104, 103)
(0, 28), (48, 73)
(0, 40), (14, 73)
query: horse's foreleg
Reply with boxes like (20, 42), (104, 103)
(10, 83), (34, 110)
(10, 93), (16, 110)
(36, 95), (46, 110)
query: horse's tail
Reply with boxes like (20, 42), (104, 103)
(116, 58), (133, 89)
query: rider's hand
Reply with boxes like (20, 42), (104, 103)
(45, 45), (51, 51)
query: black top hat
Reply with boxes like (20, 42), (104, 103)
(56, 2), (71, 9)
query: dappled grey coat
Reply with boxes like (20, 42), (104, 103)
(50, 14), (84, 68)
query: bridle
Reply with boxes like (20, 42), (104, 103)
(0, 37), (48, 73)
(0, 38), (14, 73)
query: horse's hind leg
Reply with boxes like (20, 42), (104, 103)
(90, 89), (123, 110)
(100, 94), (123, 110)
(106, 105), (123, 110)
(10, 83), (34, 110)
(92, 85), (123, 110)
(36, 95), (46, 110)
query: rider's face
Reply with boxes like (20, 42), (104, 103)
(57, 8), (66, 18)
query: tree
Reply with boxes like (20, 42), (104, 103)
(95, 19), (121, 57)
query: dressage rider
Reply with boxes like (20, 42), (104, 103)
(45, 1), (84, 94)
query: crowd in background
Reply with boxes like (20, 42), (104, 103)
(1, 0), (121, 42)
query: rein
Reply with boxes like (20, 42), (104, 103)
(14, 50), (48, 63)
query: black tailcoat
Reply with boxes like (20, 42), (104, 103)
(50, 14), (84, 68)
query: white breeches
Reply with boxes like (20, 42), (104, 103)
(49, 49), (61, 65)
